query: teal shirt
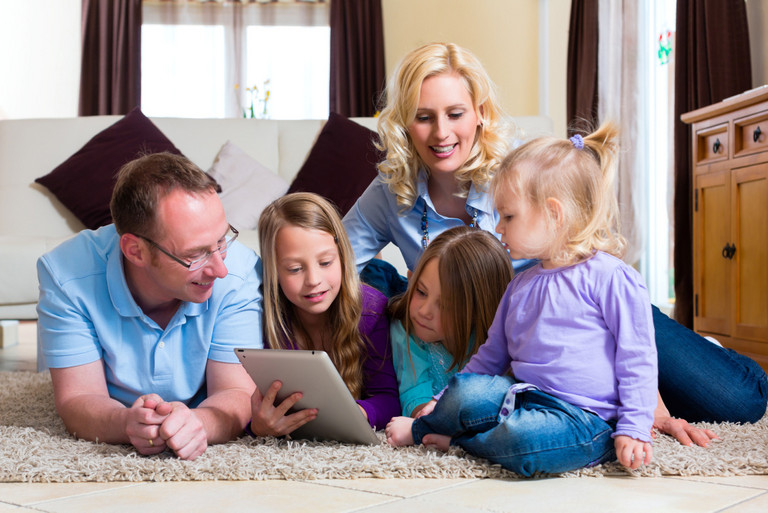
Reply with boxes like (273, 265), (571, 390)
(389, 319), (475, 416)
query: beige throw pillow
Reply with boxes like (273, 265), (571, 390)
(208, 141), (289, 231)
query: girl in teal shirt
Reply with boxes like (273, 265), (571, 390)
(388, 226), (513, 417)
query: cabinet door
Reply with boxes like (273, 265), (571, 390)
(731, 163), (768, 342)
(693, 171), (731, 335)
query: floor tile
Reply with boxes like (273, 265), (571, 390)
(721, 491), (768, 512)
(396, 476), (766, 513)
(0, 505), (41, 513)
(0, 483), (139, 505)
(671, 475), (768, 490)
(312, 477), (479, 497)
(359, 496), (490, 513)
(29, 480), (398, 513)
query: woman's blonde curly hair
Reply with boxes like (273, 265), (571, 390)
(376, 42), (512, 211)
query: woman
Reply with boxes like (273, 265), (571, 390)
(343, 42), (767, 446)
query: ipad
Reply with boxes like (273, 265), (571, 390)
(235, 348), (381, 445)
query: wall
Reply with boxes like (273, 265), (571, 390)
(0, 0), (80, 119)
(746, 0), (768, 88)
(381, 0), (570, 136)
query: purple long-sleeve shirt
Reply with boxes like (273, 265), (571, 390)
(461, 251), (658, 442)
(355, 284), (402, 429)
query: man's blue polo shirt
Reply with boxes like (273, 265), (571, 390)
(37, 224), (263, 407)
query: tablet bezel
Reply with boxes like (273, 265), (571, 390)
(235, 348), (380, 445)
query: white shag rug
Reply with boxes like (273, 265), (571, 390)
(1, 371), (767, 483)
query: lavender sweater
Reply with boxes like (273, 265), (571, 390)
(461, 251), (658, 442)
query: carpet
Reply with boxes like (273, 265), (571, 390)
(1, 371), (767, 482)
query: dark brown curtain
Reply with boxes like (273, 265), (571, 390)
(566, 0), (599, 135)
(329, 0), (385, 117)
(673, 0), (752, 327)
(79, 0), (142, 116)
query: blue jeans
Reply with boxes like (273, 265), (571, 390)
(653, 306), (768, 423)
(412, 374), (616, 477)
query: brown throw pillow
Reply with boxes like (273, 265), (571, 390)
(287, 112), (383, 216)
(35, 107), (183, 230)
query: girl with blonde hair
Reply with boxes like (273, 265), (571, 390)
(247, 193), (399, 436)
(386, 123), (658, 475)
(388, 226), (513, 417)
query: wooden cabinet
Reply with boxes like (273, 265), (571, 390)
(682, 86), (768, 371)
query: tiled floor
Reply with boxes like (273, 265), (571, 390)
(2, 321), (767, 513)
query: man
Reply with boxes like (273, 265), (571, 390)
(37, 152), (262, 460)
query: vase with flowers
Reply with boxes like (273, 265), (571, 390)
(235, 79), (271, 119)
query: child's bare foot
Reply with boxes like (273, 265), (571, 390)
(422, 433), (451, 452)
(385, 416), (414, 446)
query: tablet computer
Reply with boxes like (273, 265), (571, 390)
(235, 348), (380, 445)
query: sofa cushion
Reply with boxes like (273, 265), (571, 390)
(34, 107), (183, 230)
(208, 141), (289, 231)
(287, 112), (383, 216)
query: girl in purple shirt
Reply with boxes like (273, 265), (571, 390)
(386, 122), (658, 475)
(247, 193), (400, 436)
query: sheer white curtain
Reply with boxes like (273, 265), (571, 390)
(597, 0), (648, 267)
(142, 1), (329, 119)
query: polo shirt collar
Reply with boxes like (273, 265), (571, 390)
(106, 241), (207, 322)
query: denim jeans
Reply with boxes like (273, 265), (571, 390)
(652, 306), (768, 423)
(412, 374), (616, 477)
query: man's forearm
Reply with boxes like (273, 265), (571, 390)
(55, 394), (133, 444)
(194, 388), (253, 444)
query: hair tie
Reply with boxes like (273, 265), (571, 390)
(569, 134), (584, 149)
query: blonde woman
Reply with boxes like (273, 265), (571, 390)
(343, 42), (532, 275)
(247, 193), (399, 437)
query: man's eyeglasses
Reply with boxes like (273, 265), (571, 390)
(139, 225), (239, 271)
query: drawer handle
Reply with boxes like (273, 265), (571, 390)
(755, 126), (762, 143)
(721, 243), (736, 259)
(713, 138), (722, 154)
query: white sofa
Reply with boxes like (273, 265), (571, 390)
(0, 115), (552, 320)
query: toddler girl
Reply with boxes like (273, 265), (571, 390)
(386, 123), (658, 476)
(388, 226), (513, 417)
(248, 193), (400, 436)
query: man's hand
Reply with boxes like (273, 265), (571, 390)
(153, 401), (208, 461)
(249, 380), (317, 437)
(125, 394), (169, 455)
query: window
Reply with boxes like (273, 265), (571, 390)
(141, 1), (329, 119)
(642, 1), (676, 310)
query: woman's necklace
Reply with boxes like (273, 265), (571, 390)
(421, 203), (478, 250)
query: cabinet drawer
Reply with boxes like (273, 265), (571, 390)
(695, 123), (729, 165)
(734, 109), (768, 158)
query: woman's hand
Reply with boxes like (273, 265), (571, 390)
(653, 392), (719, 447)
(653, 413), (719, 447)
